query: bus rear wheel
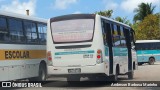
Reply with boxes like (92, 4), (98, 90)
(28, 64), (47, 81)
(110, 68), (118, 81)
(128, 71), (134, 79)
(29, 64), (47, 81)
(149, 58), (155, 65)
(38, 64), (47, 81)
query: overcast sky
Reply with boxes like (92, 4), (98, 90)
(0, 0), (159, 23)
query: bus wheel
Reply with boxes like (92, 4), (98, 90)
(111, 69), (118, 81)
(28, 64), (46, 81)
(149, 58), (155, 65)
(38, 64), (47, 81)
(128, 71), (134, 79)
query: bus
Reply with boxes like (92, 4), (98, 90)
(0, 11), (47, 81)
(135, 40), (160, 65)
(47, 14), (137, 83)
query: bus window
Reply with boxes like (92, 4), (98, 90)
(113, 24), (118, 35)
(117, 25), (120, 35)
(112, 24), (120, 47)
(51, 19), (94, 43)
(8, 18), (24, 43)
(0, 17), (7, 31)
(38, 23), (47, 44)
(157, 43), (160, 49)
(124, 28), (131, 48)
(120, 26), (124, 36)
(102, 21), (106, 45)
(0, 16), (8, 42)
(130, 30), (135, 48)
(24, 21), (38, 44)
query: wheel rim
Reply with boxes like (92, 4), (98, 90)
(149, 58), (154, 64)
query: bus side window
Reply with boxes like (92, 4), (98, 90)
(102, 20), (112, 47)
(124, 28), (131, 48)
(156, 43), (160, 49)
(130, 29), (135, 48)
(120, 26), (126, 47)
(102, 21), (106, 45)
(117, 25), (120, 35)
(0, 16), (9, 42)
(38, 23), (47, 44)
(8, 18), (25, 43)
(24, 21), (38, 44)
(105, 21), (112, 47)
(112, 24), (120, 47)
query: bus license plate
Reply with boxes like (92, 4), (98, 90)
(68, 68), (81, 74)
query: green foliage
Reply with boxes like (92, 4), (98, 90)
(133, 3), (156, 23)
(133, 14), (160, 40)
(95, 10), (132, 26)
(95, 10), (113, 18)
(115, 16), (132, 26)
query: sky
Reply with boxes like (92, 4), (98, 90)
(0, 0), (159, 23)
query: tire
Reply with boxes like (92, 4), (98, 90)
(110, 69), (118, 81)
(128, 71), (134, 79)
(149, 58), (155, 65)
(28, 64), (46, 81)
(37, 64), (47, 81)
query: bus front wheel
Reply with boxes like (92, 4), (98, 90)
(149, 58), (155, 65)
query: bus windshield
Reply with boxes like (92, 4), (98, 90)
(51, 19), (94, 43)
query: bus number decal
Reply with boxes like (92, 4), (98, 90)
(83, 54), (93, 58)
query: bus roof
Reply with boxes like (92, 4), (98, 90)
(99, 15), (131, 28)
(50, 14), (131, 28)
(0, 10), (47, 23)
(136, 40), (160, 43)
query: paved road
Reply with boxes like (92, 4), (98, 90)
(2, 62), (160, 90)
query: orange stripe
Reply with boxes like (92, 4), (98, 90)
(0, 50), (46, 60)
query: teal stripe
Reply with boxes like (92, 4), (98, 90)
(137, 50), (160, 62)
(113, 47), (128, 56)
(137, 50), (159, 55)
(55, 50), (95, 55)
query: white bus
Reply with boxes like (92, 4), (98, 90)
(0, 11), (47, 81)
(47, 14), (137, 83)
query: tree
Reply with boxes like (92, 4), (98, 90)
(115, 16), (132, 26)
(134, 14), (160, 40)
(95, 10), (113, 18)
(133, 3), (156, 23)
